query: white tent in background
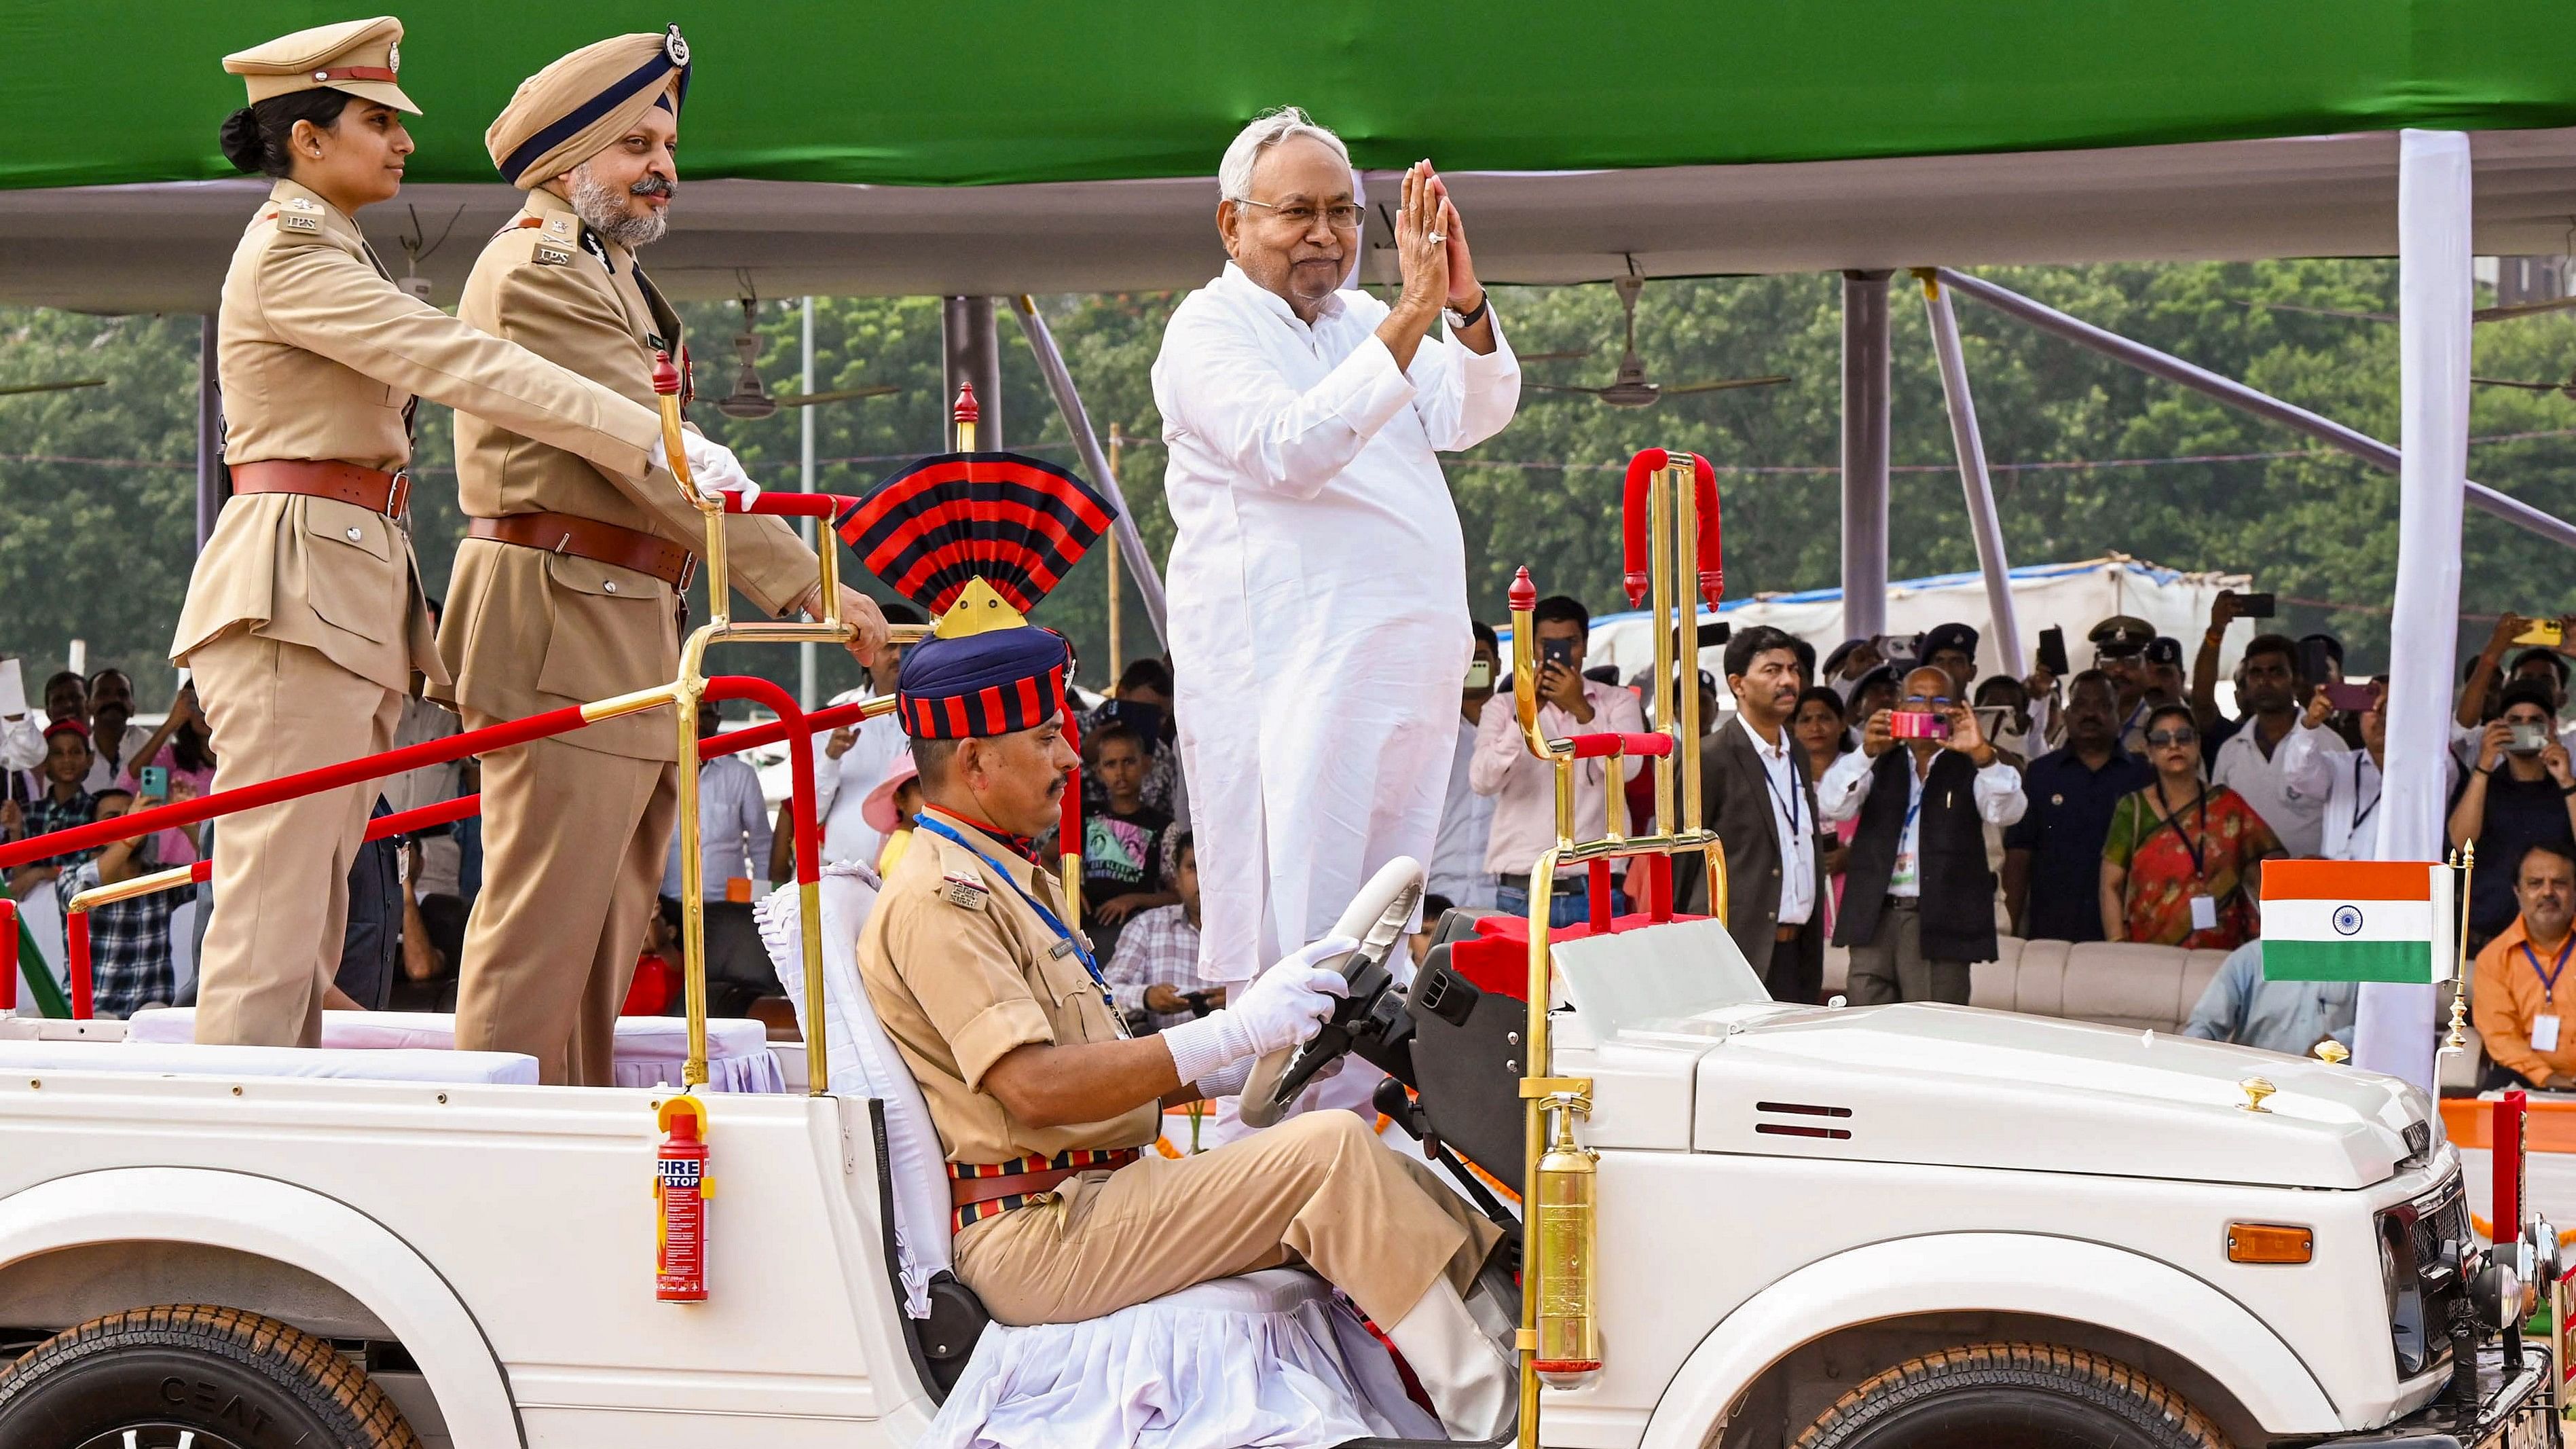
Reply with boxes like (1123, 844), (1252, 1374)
(1556, 555), (2252, 690)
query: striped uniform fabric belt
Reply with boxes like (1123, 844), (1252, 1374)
(949, 1147), (1141, 1233)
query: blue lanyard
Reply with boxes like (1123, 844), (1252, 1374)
(2525, 936), (2573, 1005)
(1759, 742), (1801, 836)
(914, 815), (1116, 1014)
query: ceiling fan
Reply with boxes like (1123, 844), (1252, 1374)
(1523, 265), (1790, 409)
(0, 378), (104, 398)
(711, 296), (902, 420)
(2471, 367), (2576, 400)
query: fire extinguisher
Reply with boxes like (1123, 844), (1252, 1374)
(1532, 1090), (1602, 1387)
(655, 1097), (711, 1302)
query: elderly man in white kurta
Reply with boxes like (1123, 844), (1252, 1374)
(1152, 109), (1519, 1136)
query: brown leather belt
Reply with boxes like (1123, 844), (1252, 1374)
(468, 511), (696, 589)
(229, 458), (409, 518)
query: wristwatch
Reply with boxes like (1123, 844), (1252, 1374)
(1443, 290), (1490, 331)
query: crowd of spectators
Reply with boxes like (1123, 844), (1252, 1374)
(17, 576), (2576, 1090)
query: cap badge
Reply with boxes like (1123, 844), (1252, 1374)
(387, 41), (400, 75)
(663, 25), (690, 66)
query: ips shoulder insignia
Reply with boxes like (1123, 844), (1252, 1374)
(534, 245), (574, 268)
(544, 214), (574, 240)
(940, 872), (990, 911)
(277, 211), (320, 234)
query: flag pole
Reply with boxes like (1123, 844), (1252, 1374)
(2442, 843), (2473, 1054)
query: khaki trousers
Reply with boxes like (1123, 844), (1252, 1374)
(454, 722), (674, 1085)
(190, 630), (403, 1048)
(952, 1111), (1502, 1332)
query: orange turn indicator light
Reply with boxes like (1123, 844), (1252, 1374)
(2225, 1222), (2313, 1264)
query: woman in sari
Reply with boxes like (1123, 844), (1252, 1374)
(2100, 703), (2281, 949)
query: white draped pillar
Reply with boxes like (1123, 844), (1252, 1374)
(2357, 130), (2473, 1089)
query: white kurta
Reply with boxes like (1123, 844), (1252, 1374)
(1154, 263), (1519, 987)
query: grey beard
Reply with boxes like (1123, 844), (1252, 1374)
(569, 166), (669, 249)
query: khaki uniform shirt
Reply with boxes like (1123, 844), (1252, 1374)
(857, 809), (1160, 1164)
(438, 188), (815, 760)
(172, 181), (669, 695)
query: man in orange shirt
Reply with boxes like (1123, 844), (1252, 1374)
(2471, 840), (2576, 1090)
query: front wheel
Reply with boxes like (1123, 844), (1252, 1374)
(0, 1304), (420, 1448)
(1792, 1341), (2228, 1449)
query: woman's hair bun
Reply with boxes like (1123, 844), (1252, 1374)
(218, 107), (266, 174)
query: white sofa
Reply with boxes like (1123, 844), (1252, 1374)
(1823, 937), (2232, 1035)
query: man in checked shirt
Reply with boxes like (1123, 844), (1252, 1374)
(58, 786), (185, 1019)
(1106, 829), (1226, 1034)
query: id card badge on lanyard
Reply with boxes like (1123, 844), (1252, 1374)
(2157, 782), (2219, 931)
(2528, 937), (2572, 1053)
(914, 816), (1126, 1035)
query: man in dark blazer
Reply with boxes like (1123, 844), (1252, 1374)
(1677, 627), (1826, 1002)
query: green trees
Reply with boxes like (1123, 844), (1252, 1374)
(6, 261), (2575, 707)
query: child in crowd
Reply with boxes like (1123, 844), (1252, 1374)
(1107, 830), (1217, 1035)
(58, 786), (182, 1019)
(1080, 722), (1177, 961)
(7, 720), (97, 896)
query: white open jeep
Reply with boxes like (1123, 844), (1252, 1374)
(0, 448), (2549, 1448)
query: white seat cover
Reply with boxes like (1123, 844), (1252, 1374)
(123, 1009), (785, 1093)
(0, 1039), (538, 1086)
(755, 866), (952, 1313)
(924, 1268), (1441, 1448)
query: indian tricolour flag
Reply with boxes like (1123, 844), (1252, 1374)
(2261, 859), (2456, 983)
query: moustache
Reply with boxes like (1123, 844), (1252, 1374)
(629, 176), (676, 199)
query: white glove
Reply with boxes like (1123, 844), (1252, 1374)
(1161, 935), (1356, 1088)
(651, 431), (760, 507)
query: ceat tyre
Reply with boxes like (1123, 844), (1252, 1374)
(1791, 1341), (2228, 1449)
(0, 1304), (421, 1449)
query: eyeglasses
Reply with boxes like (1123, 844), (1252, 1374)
(2145, 727), (2198, 746)
(1900, 696), (1955, 708)
(1232, 198), (1367, 231)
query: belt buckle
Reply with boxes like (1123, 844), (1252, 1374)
(386, 469), (411, 520)
(676, 551), (699, 591)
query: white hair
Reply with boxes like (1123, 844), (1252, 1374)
(1217, 107), (1350, 202)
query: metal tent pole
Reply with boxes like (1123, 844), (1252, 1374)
(194, 315), (224, 551)
(1917, 272), (2025, 676)
(941, 296), (1002, 446)
(1107, 423), (1126, 677)
(2356, 130), (2475, 1091)
(1008, 295), (1171, 648)
(799, 295), (817, 712)
(1932, 267), (2576, 551)
(1839, 271), (1892, 640)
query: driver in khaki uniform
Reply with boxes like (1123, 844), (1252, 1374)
(855, 581), (1515, 1442)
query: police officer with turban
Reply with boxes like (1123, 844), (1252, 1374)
(438, 27), (887, 1086)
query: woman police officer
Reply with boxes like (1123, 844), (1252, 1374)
(176, 16), (754, 1048)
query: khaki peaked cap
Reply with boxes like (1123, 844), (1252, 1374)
(485, 28), (691, 189)
(223, 16), (418, 115)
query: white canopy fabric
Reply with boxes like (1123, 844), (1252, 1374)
(1562, 555), (2254, 688)
(11, 127), (2576, 313)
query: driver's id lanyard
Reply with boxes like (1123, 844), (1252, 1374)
(915, 815), (1123, 1027)
(2527, 935), (2573, 1053)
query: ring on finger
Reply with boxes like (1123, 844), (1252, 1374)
(1428, 231), (1446, 243)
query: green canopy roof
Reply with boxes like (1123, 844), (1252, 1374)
(10, 1), (2576, 191)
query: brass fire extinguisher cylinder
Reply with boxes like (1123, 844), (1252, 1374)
(1533, 1093), (1602, 1387)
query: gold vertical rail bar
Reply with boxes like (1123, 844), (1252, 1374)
(1106, 423), (1125, 679)
(661, 369), (718, 1090)
(1644, 460), (1678, 840)
(1673, 460), (1706, 835)
(1517, 845), (1561, 1449)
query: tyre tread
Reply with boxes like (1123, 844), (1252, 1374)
(0, 1302), (419, 1448)
(1790, 1340), (2227, 1449)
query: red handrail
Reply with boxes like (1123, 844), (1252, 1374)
(9, 674), (875, 1019)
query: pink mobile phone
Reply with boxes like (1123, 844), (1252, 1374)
(2322, 681), (2376, 712)
(1890, 710), (1949, 740)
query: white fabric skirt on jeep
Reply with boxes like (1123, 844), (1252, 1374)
(924, 1267), (1441, 1449)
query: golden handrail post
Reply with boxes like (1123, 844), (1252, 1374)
(1644, 458), (1678, 841)
(653, 352), (718, 1089)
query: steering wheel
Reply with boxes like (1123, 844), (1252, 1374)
(1237, 856), (1425, 1129)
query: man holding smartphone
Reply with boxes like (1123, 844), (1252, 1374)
(1470, 595), (1644, 927)
(1818, 666), (2027, 1004)
(2210, 632), (2345, 858)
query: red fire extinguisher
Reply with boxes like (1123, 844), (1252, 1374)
(655, 1097), (711, 1302)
